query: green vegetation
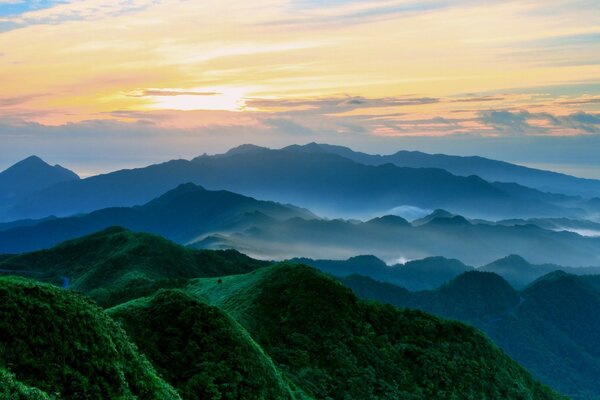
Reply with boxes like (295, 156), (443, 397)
(109, 290), (301, 400)
(342, 270), (600, 400)
(0, 276), (180, 399)
(0, 230), (567, 399)
(0, 227), (269, 307)
(0, 368), (53, 400)
(187, 264), (561, 400)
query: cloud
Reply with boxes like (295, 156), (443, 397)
(478, 110), (600, 135)
(479, 110), (532, 133)
(450, 96), (504, 103)
(570, 112), (600, 125)
(0, 94), (45, 107)
(263, 118), (314, 136)
(1, 0), (157, 28)
(128, 89), (221, 97)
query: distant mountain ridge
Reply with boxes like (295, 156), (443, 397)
(283, 142), (600, 198)
(3, 188), (600, 267)
(197, 209), (600, 266)
(0, 155), (78, 210)
(298, 253), (600, 290)
(1, 145), (596, 222)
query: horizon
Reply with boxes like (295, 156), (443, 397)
(0, 0), (599, 176)
(3, 141), (600, 180)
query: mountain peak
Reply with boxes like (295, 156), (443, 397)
(144, 182), (207, 207)
(18, 155), (46, 165)
(2, 155), (79, 180)
(366, 215), (410, 227)
(4, 155), (50, 172)
(224, 144), (269, 155)
(0, 156), (79, 203)
(489, 254), (531, 268)
(424, 215), (471, 227)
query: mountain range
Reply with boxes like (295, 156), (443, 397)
(286, 142), (600, 198)
(2, 183), (600, 267)
(1, 145), (598, 222)
(0, 183), (312, 254)
(2, 183), (600, 266)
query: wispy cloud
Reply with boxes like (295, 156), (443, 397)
(0, 0), (598, 140)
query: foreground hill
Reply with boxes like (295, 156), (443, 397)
(0, 230), (562, 399)
(341, 271), (600, 400)
(3, 145), (591, 222)
(286, 142), (600, 198)
(184, 264), (560, 399)
(0, 227), (269, 307)
(0, 276), (180, 399)
(109, 290), (300, 399)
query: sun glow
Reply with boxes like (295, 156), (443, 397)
(143, 87), (251, 111)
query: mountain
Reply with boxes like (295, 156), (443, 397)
(340, 270), (600, 400)
(108, 290), (299, 399)
(481, 254), (600, 288)
(2, 145), (593, 222)
(293, 255), (473, 291)
(301, 253), (600, 290)
(0, 156), (78, 205)
(0, 183), (314, 254)
(0, 227), (269, 307)
(492, 217), (600, 237)
(285, 142), (600, 198)
(195, 210), (600, 266)
(0, 276), (179, 399)
(4, 187), (600, 266)
(185, 263), (560, 399)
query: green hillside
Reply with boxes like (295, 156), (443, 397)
(342, 271), (600, 400)
(0, 231), (566, 399)
(0, 227), (269, 307)
(109, 289), (304, 400)
(0, 276), (180, 399)
(186, 264), (561, 400)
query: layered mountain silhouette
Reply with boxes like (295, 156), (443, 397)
(292, 255), (473, 291)
(1, 146), (596, 222)
(0, 183), (313, 253)
(285, 142), (600, 198)
(298, 253), (600, 290)
(341, 270), (600, 400)
(2, 185), (600, 267)
(197, 208), (600, 266)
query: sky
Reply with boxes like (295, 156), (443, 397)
(0, 0), (599, 177)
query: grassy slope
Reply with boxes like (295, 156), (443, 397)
(109, 289), (308, 400)
(0, 227), (269, 307)
(0, 276), (180, 400)
(186, 263), (563, 400)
